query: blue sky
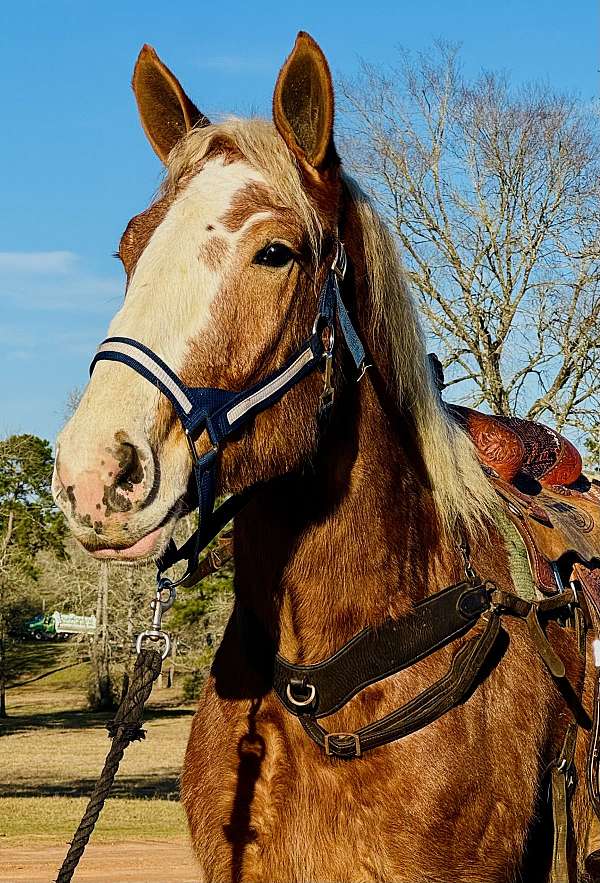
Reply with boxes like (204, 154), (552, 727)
(1, 0), (598, 442)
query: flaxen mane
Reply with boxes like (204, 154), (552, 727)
(165, 118), (497, 534)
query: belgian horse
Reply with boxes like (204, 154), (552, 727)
(53, 33), (593, 882)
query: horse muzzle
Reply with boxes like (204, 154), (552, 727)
(52, 430), (177, 560)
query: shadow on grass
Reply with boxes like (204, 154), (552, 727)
(0, 706), (194, 736)
(0, 774), (182, 800)
(6, 641), (81, 684)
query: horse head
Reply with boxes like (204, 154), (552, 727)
(53, 33), (350, 561)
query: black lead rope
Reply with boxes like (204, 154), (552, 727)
(55, 649), (163, 883)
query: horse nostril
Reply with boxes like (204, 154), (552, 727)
(113, 442), (144, 492)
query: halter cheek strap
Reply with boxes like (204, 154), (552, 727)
(89, 243), (365, 588)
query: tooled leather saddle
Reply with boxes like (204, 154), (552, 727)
(450, 403), (600, 589)
(429, 352), (600, 876)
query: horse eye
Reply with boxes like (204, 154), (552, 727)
(253, 243), (293, 268)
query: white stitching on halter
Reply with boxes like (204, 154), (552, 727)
(225, 345), (314, 426)
(96, 341), (194, 414)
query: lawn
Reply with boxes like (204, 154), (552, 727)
(2, 638), (197, 871)
(0, 796), (188, 843)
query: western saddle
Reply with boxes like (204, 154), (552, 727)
(429, 354), (600, 881)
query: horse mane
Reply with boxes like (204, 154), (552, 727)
(165, 118), (497, 537)
(345, 177), (498, 535)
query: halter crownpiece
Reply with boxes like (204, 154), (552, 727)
(90, 242), (366, 588)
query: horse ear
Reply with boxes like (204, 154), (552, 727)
(132, 45), (210, 163)
(273, 32), (338, 180)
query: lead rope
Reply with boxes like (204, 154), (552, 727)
(54, 563), (208, 883)
(54, 647), (163, 883)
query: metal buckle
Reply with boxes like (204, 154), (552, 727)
(458, 532), (478, 584)
(185, 430), (218, 467)
(209, 546), (226, 569)
(185, 430), (200, 465)
(324, 732), (362, 758)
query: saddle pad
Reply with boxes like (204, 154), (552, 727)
(495, 508), (542, 602)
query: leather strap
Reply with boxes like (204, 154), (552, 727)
(571, 563), (600, 819)
(239, 580), (583, 760)
(588, 669), (600, 819)
(298, 612), (502, 759)
(547, 568), (589, 883)
(272, 580), (491, 718)
(184, 535), (233, 585)
(527, 606), (567, 678)
(548, 656), (585, 883)
(240, 550), (584, 765)
(492, 587), (591, 728)
(550, 764), (570, 883)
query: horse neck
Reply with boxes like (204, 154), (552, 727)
(234, 375), (463, 664)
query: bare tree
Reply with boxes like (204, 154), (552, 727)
(340, 45), (600, 455)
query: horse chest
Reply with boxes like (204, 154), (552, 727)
(182, 658), (550, 883)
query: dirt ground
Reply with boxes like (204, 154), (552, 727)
(0, 838), (199, 882)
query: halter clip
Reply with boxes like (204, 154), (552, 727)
(332, 241), (348, 279)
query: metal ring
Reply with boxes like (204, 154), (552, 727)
(184, 430), (200, 465)
(286, 682), (316, 708)
(185, 430), (218, 467)
(136, 630), (171, 659)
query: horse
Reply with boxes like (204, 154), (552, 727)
(53, 32), (597, 882)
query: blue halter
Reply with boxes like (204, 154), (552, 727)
(89, 243), (365, 588)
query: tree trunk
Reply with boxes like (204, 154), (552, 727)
(88, 562), (115, 711)
(0, 511), (14, 719)
(168, 636), (177, 688)
(0, 610), (7, 719)
(125, 569), (135, 676)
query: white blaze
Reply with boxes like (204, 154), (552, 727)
(56, 157), (268, 510)
(108, 157), (265, 365)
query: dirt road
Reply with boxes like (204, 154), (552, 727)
(1, 838), (199, 882)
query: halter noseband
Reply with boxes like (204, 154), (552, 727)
(89, 243), (366, 588)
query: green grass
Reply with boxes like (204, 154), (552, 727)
(7, 640), (89, 689)
(40, 658), (90, 688)
(0, 797), (188, 843)
(3, 637), (196, 846)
